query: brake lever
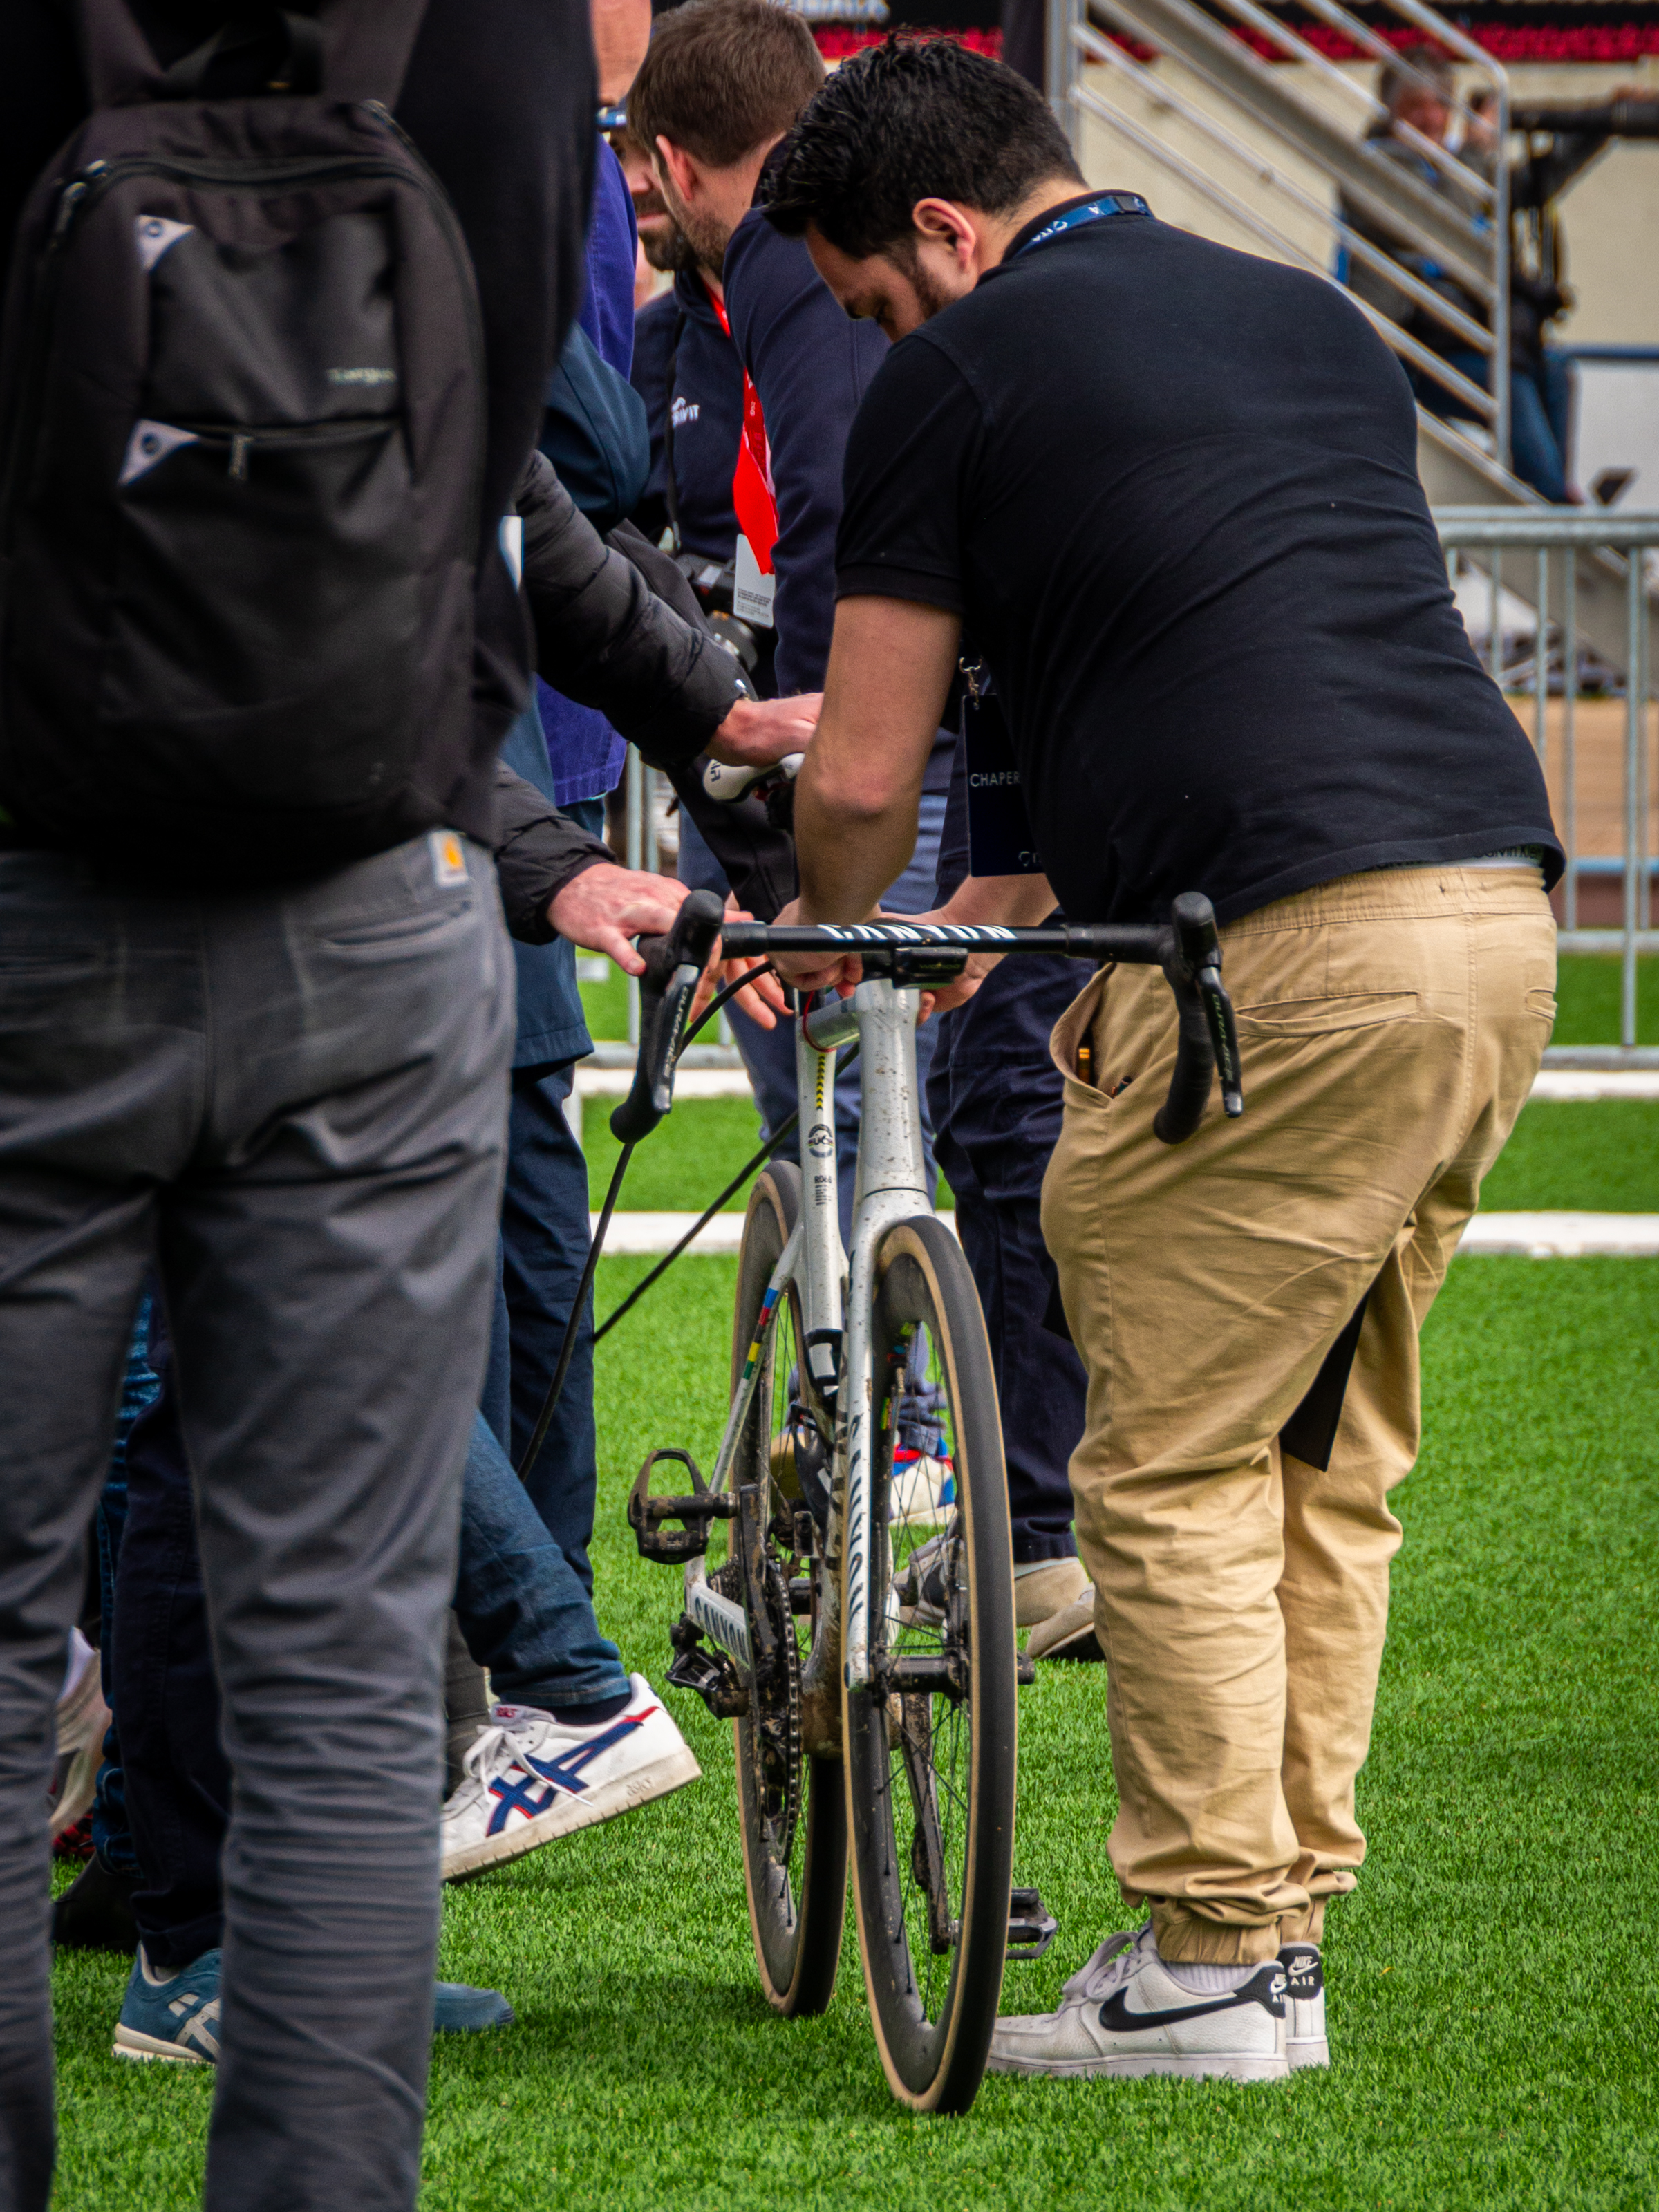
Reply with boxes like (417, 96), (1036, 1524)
(609, 887), (726, 1144)
(1197, 962), (1244, 1118)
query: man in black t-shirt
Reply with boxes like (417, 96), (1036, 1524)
(762, 38), (1559, 2083)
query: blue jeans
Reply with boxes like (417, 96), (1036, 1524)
(89, 1297), (162, 1880)
(485, 794), (606, 1584)
(456, 1412), (626, 1712)
(1429, 347), (1574, 505)
(679, 794), (946, 1241)
(103, 1379), (628, 1968)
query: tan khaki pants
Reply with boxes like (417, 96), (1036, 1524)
(1040, 865), (1555, 1962)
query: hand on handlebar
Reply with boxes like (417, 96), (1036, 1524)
(546, 863), (691, 974)
(702, 894), (790, 1031)
(705, 692), (822, 768)
(764, 896), (865, 997)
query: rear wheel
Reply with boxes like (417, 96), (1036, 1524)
(727, 1163), (847, 2016)
(843, 1215), (1017, 2113)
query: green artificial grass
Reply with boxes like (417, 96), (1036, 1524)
(584, 1094), (767, 1214)
(1553, 955), (1658, 1049)
(1480, 1102), (1659, 1213)
(51, 1254), (1659, 2210)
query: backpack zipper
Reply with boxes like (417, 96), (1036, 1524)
(3, 138), (487, 563)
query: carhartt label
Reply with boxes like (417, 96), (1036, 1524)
(733, 535), (776, 628)
(430, 830), (469, 886)
(670, 395), (701, 427)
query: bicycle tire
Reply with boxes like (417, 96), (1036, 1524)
(728, 1163), (848, 2016)
(843, 1213), (1017, 2114)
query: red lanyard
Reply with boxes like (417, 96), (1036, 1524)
(704, 276), (778, 576)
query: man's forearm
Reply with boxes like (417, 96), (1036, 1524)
(794, 772), (922, 921)
(791, 595), (961, 921)
(940, 872), (1058, 928)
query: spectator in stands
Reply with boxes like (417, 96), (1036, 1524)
(1341, 47), (1577, 502)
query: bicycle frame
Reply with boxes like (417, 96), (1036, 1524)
(680, 976), (932, 1694)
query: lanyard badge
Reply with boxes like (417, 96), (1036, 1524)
(962, 664), (1042, 877)
(706, 276), (778, 628)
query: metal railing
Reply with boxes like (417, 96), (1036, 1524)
(599, 750), (744, 1074)
(1047, 0), (1513, 475)
(1437, 508), (1657, 1067)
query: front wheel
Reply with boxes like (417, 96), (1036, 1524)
(844, 1215), (1017, 2113)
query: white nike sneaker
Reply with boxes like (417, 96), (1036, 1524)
(1279, 1940), (1329, 2069)
(988, 1922), (1289, 2082)
(441, 1674), (700, 1882)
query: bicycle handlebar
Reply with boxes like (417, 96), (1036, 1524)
(608, 888), (726, 1145)
(615, 893), (1243, 1150)
(718, 896), (1244, 1145)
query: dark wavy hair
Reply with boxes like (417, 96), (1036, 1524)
(764, 36), (1082, 259)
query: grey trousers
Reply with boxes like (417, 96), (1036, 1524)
(0, 834), (514, 2212)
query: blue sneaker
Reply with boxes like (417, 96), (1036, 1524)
(113, 1947), (512, 2059)
(113, 1947), (221, 2064)
(433, 1981), (515, 2032)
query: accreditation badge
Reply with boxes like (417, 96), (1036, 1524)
(733, 534), (776, 629)
(964, 688), (1042, 876)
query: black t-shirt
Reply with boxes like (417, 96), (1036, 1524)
(835, 199), (1561, 926)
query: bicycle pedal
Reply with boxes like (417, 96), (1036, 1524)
(666, 1615), (749, 1719)
(1007, 1887), (1058, 1962)
(628, 1448), (738, 1564)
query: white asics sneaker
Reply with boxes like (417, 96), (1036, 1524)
(988, 1922), (1289, 2082)
(1279, 1940), (1329, 2069)
(441, 1674), (700, 1882)
(890, 1448), (955, 1528)
(50, 1627), (109, 1841)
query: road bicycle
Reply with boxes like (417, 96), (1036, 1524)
(611, 888), (1243, 2113)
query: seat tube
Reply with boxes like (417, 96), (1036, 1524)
(841, 978), (930, 1692)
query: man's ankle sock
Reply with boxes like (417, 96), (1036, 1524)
(550, 1689), (633, 1727)
(1160, 1956), (1262, 1994)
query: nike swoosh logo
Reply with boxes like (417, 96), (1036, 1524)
(1098, 1971), (1284, 2034)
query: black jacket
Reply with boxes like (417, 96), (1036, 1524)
(510, 451), (798, 923)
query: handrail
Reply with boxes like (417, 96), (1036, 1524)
(1072, 19), (1496, 382)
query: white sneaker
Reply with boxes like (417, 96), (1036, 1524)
(1279, 1940), (1329, 2069)
(441, 1674), (700, 1882)
(890, 1449), (955, 1528)
(50, 1627), (109, 1841)
(988, 1922), (1289, 2082)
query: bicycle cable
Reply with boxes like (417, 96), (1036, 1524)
(514, 957), (789, 1475)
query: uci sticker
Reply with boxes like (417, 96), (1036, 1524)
(430, 830), (469, 887)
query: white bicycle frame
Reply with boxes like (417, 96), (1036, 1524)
(681, 977), (932, 1694)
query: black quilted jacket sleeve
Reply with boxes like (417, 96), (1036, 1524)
(515, 450), (737, 771)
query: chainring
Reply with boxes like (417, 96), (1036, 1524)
(715, 1552), (802, 1868)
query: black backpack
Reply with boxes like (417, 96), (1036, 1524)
(0, 0), (485, 880)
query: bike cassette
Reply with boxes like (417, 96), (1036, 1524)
(1006, 1886), (1059, 1962)
(628, 1448), (738, 1564)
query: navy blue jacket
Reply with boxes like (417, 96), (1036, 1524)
(724, 210), (953, 793)
(722, 212), (887, 698)
(632, 273), (744, 564)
